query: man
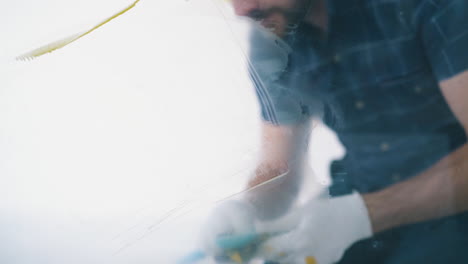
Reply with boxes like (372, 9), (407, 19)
(201, 0), (468, 263)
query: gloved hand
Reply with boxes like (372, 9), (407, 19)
(199, 199), (258, 262)
(258, 192), (373, 264)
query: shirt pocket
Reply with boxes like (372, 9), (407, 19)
(370, 37), (424, 82)
(366, 38), (444, 119)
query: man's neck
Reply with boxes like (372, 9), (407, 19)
(304, 0), (328, 31)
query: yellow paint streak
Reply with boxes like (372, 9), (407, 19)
(230, 252), (243, 263)
(305, 256), (317, 264)
(17, 0), (140, 60)
(263, 245), (274, 253)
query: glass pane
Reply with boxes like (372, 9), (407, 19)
(2, 0), (467, 263)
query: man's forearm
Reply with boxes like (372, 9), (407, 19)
(244, 160), (303, 220)
(363, 143), (468, 234)
(243, 121), (311, 220)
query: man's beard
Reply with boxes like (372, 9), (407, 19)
(286, 0), (315, 25)
(249, 0), (314, 23)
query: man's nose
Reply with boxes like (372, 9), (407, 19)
(232, 0), (259, 16)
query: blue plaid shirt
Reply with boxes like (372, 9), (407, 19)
(250, 0), (468, 262)
(252, 0), (467, 191)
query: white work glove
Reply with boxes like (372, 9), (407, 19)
(258, 192), (373, 264)
(199, 171), (300, 263)
(199, 199), (258, 261)
(198, 168), (303, 263)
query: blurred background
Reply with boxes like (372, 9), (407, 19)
(0, 0), (343, 263)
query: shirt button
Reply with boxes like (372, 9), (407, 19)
(414, 86), (423, 94)
(333, 54), (341, 63)
(380, 142), (390, 152)
(392, 173), (401, 182)
(371, 239), (384, 250)
(355, 100), (365, 109)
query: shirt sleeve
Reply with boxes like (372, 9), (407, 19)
(420, 0), (468, 81)
(247, 25), (310, 126)
(249, 67), (309, 125)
